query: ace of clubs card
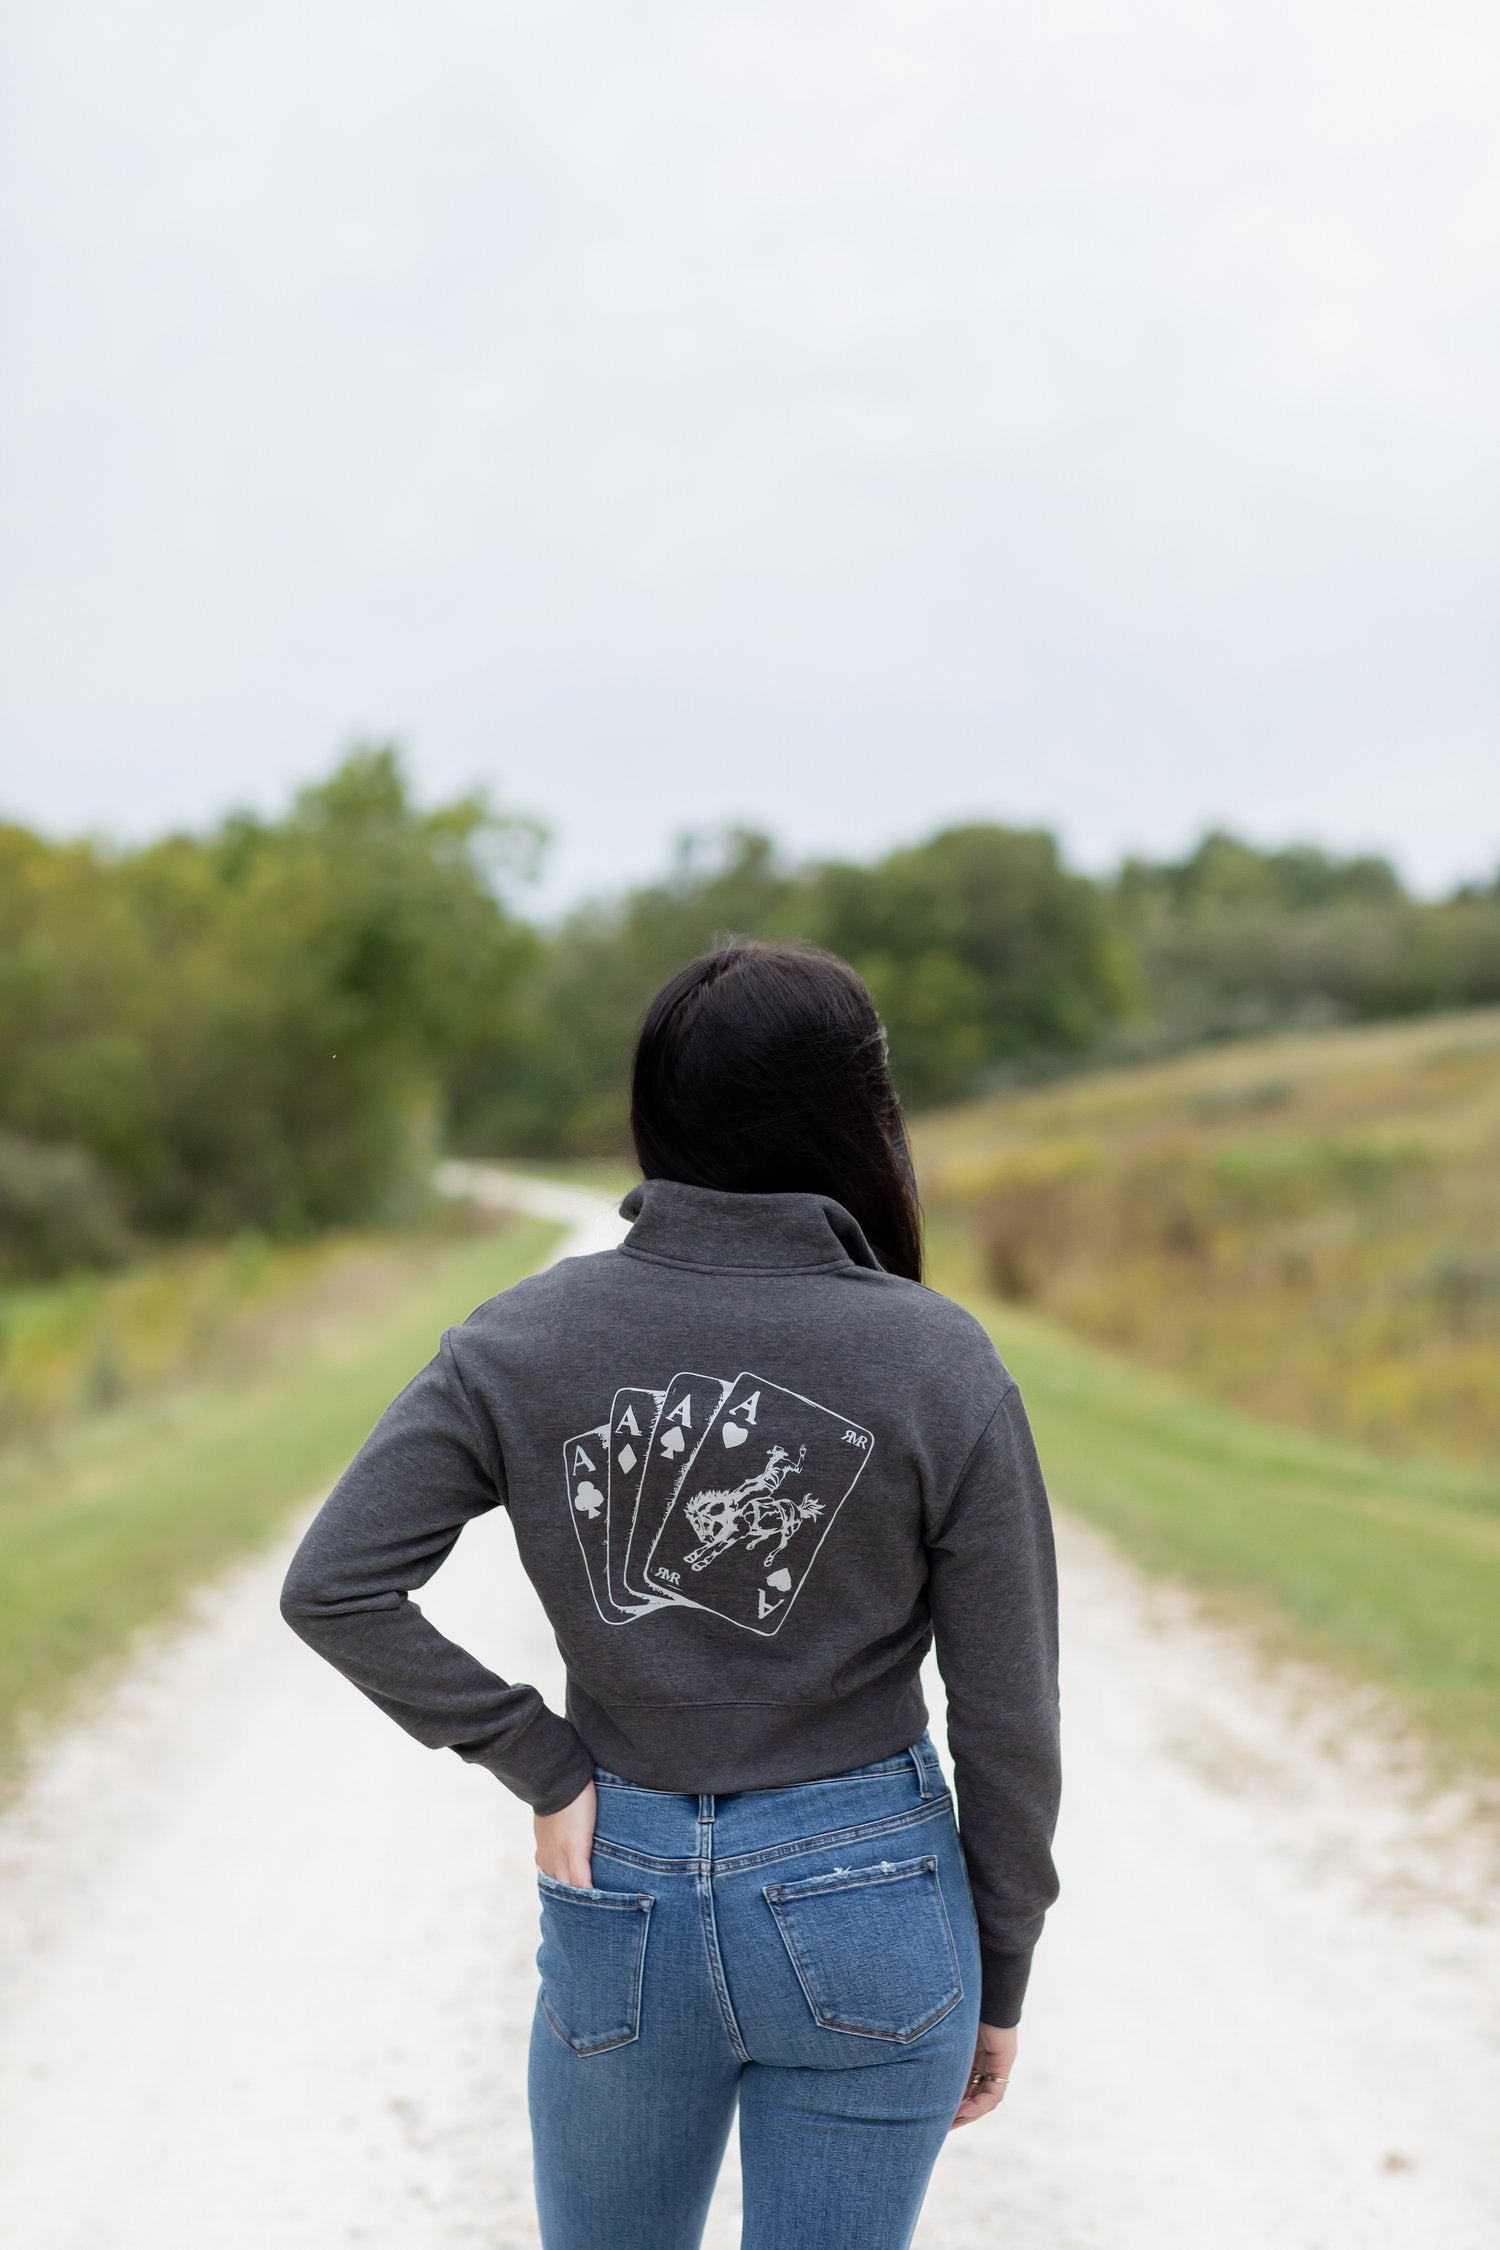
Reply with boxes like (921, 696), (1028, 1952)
(562, 1418), (654, 1624)
(641, 1373), (874, 1634)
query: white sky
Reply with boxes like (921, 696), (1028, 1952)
(2, 0), (1497, 914)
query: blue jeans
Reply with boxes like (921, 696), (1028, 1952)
(528, 1729), (982, 2250)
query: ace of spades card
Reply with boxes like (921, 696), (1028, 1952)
(562, 1418), (656, 1625)
(620, 1369), (731, 1605)
(641, 1374), (874, 1634)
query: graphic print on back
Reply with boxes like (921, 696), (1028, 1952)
(641, 1374), (874, 1635)
(562, 1419), (656, 1625)
(603, 1386), (668, 1614)
(619, 1370), (732, 1605)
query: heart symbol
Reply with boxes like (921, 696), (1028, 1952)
(722, 1421), (749, 1449)
(766, 1567), (793, 1592)
(661, 1426), (685, 1457)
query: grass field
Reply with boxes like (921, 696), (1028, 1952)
(913, 1008), (1500, 1468)
(0, 1213), (559, 1782)
(4, 1087), (1498, 1791)
(915, 1009), (1500, 1777)
(935, 1262), (1500, 1775)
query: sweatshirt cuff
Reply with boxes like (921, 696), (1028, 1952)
(463, 1703), (597, 1814)
(979, 1945), (1035, 2028)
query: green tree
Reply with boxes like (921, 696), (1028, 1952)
(450, 827), (797, 1154)
(0, 747), (541, 1238)
(805, 826), (1140, 1106)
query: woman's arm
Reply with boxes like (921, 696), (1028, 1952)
(925, 1378), (1062, 2029)
(278, 1331), (594, 1814)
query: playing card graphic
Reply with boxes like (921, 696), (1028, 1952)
(619, 1370), (731, 1605)
(640, 1373), (874, 1635)
(603, 1386), (667, 1613)
(563, 1419), (655, 1625)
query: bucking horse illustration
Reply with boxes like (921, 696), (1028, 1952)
(681, 1444), (824, 1573)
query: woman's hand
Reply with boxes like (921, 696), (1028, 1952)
(951, 2021), (1018, 2129)
(534, 1778), (597, 1887)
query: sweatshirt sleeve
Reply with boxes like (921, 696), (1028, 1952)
(278, 1330), (596, 1815)
(926, 1377), (1061, 2027)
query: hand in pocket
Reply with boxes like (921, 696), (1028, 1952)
(534, 1777), (597, 1888)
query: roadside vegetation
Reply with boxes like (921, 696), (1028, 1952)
(5, 746), (1499, 1285)
(2, 744), (1497, 1780)
(915, 1010), (1500, 1469)
(0, 1210), (557, 1783)
(915, 1014), (1500, 1775)
(936, 1272), (1500, 1778)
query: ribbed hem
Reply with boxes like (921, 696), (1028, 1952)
(465, 1704), (596, 1814)
(563, 1677), (931, 1795)
(979, 1945), (1034, 2028)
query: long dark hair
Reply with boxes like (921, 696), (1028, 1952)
(629, 937), (924, 1282)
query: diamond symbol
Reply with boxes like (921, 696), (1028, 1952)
(618, 1444), (637, 1474)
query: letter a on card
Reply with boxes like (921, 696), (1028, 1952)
(621, 1370), (730, 1604)
(603, 1385), (670, 1613)
(563, 1417), (658, 1625)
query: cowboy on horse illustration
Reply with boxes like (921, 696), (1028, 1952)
(681, 1444), (825, 1573)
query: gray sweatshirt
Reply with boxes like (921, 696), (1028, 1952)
(279, 1177), (1061, 2025)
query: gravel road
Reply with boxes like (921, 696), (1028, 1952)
(1, 1175), (1496, 2248)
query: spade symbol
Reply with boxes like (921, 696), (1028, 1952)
(661, 1425), (686, 1458)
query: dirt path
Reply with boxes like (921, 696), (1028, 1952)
(2, 1177), (1496, 2248)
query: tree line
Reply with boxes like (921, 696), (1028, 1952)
(2, 746), (1497, 1276)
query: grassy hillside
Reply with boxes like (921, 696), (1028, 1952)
(934, 1269), (1500, 1774)
(913, 1009), (1500, 1469)
(0, 1213), (558, 1781)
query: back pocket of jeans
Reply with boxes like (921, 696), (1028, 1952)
(763, 1853), (962, 2042)
(536, 1874), (654, 2055)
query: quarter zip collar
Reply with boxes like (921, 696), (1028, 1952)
(616, 1177), (884, 1275)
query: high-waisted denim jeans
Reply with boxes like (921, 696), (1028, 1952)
(527, 1728), (982, 2250)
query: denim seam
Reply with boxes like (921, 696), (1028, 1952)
(764, 1853), (939, 1902)
(536, 1871), (654, 1908)
(712, 1794), (952, 1876)
(590, 1792), (952, 1878)
(695, 1803), (751, 2065)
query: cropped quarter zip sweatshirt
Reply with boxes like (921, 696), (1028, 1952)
(279, 1178), (1062, 2026)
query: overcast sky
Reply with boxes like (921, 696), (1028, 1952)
(2, 0), (1497, 915)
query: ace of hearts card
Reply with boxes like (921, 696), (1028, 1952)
(639, 1372), (874, 1634)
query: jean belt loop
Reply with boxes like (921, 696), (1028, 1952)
(908, 1741), (930, 1799)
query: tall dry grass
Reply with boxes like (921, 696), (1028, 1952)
(914, 1010), (1500, 1468)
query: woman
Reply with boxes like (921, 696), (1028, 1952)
(280, 937), (1061, 2250)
